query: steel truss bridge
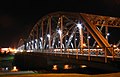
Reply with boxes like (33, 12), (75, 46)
(16, 12), (120, 63)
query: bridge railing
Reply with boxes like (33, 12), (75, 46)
(20, 46), (120, 58)
(42, 47), (120, 62)
(16, 46), (120, 63)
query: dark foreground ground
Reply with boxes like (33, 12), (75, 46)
(0, 71), (120, 77)
(0, 52), (118, 77)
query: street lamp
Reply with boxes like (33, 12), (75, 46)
(106, 33), (110, 42)
(88, 36), (91, 39)
(47, 34), (50, 38)
(113, 45), (117, 48)
(77, 23), (82, 29)
(107, 33), (110, 36)
(83, 43), (86, 47)
(58, 29), (62, 53)
(40, 37), (43, 40)
(96, 45), (100, 48)
(58, 29), (62, 35)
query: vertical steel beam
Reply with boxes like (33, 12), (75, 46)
(87, 31), (90, 61)
(74, 34), (76, 48)
(105, 47), (107, 63)
(49, 16), (52, 52)
(78, 24), (83, 54)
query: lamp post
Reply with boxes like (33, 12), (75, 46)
(58, 29), (62, 53)
(77, 23), (83, 54)
(87, 35), (91, 61)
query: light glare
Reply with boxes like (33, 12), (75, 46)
(47, 34), (50, 38)
(77, 23), (82, 29)
(58, 29), (62, 35)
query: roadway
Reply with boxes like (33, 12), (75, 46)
(0, 71), (120, 77)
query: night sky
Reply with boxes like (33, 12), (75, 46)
(0, 0), (120, 48)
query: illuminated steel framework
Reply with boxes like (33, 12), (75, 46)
(17, 12), (120, 62)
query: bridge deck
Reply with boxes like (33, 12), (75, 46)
(25, 49), (120, 63)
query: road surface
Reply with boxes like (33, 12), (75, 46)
(0, 71), (120, 77)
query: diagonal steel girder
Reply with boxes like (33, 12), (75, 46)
(80, 13), (112, 55)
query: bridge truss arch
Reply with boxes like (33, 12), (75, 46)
(17, 12), (120, 58)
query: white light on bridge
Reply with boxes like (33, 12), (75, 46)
(88, 36), (91, 39)
(40, 37), (43, 40)
(58, 29), (62, 35)
(32, 40), (34, 43)
(26, 43), (28, 46)
(32, 45), (34, 50)
(47, 34), (50, 38)
(77, 23), (82, 29)
(75, 38), (77, 40)
(83, 43), (86, 47)
(35, 44), (37, 49)
(47, 45), (49, 47)
(71, 43), (74, 48)
(55, 45), (57, 48)
(96, 45), (100, 48)
(39, 42), (42, 49)
(20, 50), (23, 52)
(62, 44), (65, 48)
(113, 45), (117, 48)
(107, 33), (110, 36)
(35, 39), (38, 42)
